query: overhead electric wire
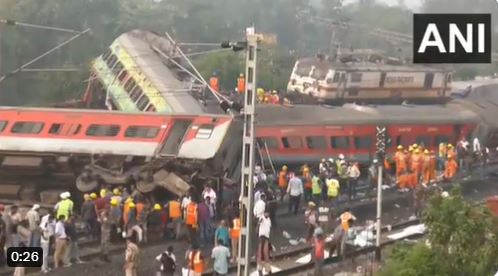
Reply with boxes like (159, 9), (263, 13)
(0, 28), (91, 83)
(0, 18), (82, 33)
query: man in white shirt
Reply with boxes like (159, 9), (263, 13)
(287, 174), (303, 215)
(40, 214), (55, 274)
(155, 246), (176, 276)
(26, 204), (41, 247)
(181, 192), (192, 219)
(253, 194), (266, 220)
(53, 215), (68, 269)
(258, 212), (272, 239)
(202, 184), (217, 204)
(473, 137), (481, 153)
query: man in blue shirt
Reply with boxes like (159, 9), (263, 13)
(214, 220), (230, 248)
(211, 239), (231, 275)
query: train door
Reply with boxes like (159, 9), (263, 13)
(159, 119), (193, 156)
(424, 73), (434, 89)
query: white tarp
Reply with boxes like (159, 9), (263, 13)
(387, 224), (426, 240)
(295, 250), (332, 264)
(250, 266), (281, 276)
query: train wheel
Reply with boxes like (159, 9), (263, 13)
(76, 175), (99, 192)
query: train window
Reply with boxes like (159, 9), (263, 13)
(130, 86), (143, 102)
(305, 136), (327, 149)
(86, 124), (120, 137)
(330, 136), (350, 149)
(69, 124), (81, 135)
(332, 72), (340, 83)
(113, 61), (124, 75)
(136, 95), (150, 111)
(354, 136), (372, 149)
(48, 123), (63, 135)
(124, 126), (160, 139)
(0, 121), (7, 132)
(102, 49), (112, 62)
(282, 136), (303, 149)
(257, 137), (279, 149)
(351, 73), (362, 82)
(11, 121), (44, 134)
(124, 78), (136, 93)
(416, 136), (430, 148)
(295, 64), (312, 77)
(145, 104), (156, 112)
(196, 124), (214, 139)
(117, 70), (128, 82)
(106, 54), (118, 69)
(434, 135), (449, 146)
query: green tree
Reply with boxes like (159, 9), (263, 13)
(381, 187), (498, 276)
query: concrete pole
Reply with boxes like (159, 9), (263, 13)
(237, 26), (258, 276)
(375, 165), (383, 260)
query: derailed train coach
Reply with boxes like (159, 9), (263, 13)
(256, 83), (498, 167)
(0, 107), (242, 199)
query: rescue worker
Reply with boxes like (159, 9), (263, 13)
(311, 174), (322, 205)
(338, 160), (349, 196)
(302, 167), (313, 203)
(444, 155), (458, 181)
(406, 146), (413, 169)
(135, 200), (149, 244)
(124, 235), (140, 276)
(81, 193), (98, 238)
(257, 88), (265, 103)
(109, 198), (122, 242)
(429, 150), (437, 183)
(407, 169), (418, 190)
(437, 142), (447, 171)
(346, 162), (360, 200)
(185, 201), (198, 244)
(305, 202), (318, 242)
(95, 189), (109, 216)
(100, 209), (111, 262)
(167, 197), (182, 240)
(229, 214), (240, 262)
(422, 149), (432, 186)
(394, 145), (407, 180)
(339, 209), (356, 232)
(271, 90), (280, 104)
(55, 192), (73, 221)
(111, 188), (122, 205)
(122, 197), (133, 230)
(326, 177), (340, 206)
(278, 165), (288, 203)
(397, 170), (409, 192)
(237, 73), (245, 94)
(410, 149), (422, 184)
(209, 72), (219, 92)
(186, 244), (204, 276)
(148, 204), (163, 241)
(447, 144), (456, 160)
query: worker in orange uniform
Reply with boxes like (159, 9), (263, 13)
(339, 209), (356, 232)
(438, 143), (447, 172)
(229, 215), (240, 262)
(407, 169), (418, 190)
(209, 72), (219, 92)
(278, 165), (289, 203)
(187, 244), (204, 276)
(447, 144), (456, 160)
(397, 171), (409, 192)
(303, 167), (313, 203)
(410, 148), (422, 184)
(444, 155), (458, 181)
(406, 146), (413, 169)
(237, 73), (245, 94)
(394, 145), (407, 180)
(429, 150), (437, 183)
(422, 149), (432, 187)
(185, 201), (198, 244)
(168, 197), (182, 240)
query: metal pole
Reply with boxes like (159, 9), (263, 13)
(237, 26), (258, 276)
(375, 126), (386, 261)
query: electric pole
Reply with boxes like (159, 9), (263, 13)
(237, 26), (259, 276)
(375, 126), (386, 261)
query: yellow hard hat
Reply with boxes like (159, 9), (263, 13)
(113, 188), (120, 195)
(100, 189), (106, 197)
(412, 144), (418, 148)
(240, 73), (244, 77)
(153, 204), (161, 211)
(397, 145), (403, 150)
(424, 149), (429, 154)
(90, 193), (97, 199)
(128, 202), (136, 208)
(448, 144), (454, 148)
(110, 198), (119, 206)
(415, 149), (420, 154)
(282, 165), (288, 170)
(408, 146), (413, 152)
(303, 167), (309, 172)
(125, 197), (133, 203)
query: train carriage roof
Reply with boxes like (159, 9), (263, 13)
(116, 30), (205, 114)
(256, 103), (479, 126)
(455, 82), (498, 129)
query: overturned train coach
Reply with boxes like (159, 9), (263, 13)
(255, 86), (498, 167)
(0, 107), (242, 198)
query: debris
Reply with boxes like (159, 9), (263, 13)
(298, 238), (307, 243)
(387, 224), (426, 240)
(283, 231), (291, 239)
(289, 239), (299, 246)
(408, 215), (417, 220)
(394, 204), (400, 208)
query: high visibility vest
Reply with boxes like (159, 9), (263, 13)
(169, 200), (181, 219)
(278, 171), (288, 188)
(185, 203), (198, 226)
(189, 250), (203, 273)
(56, 199), (73, 220)
(209, 77), (219, 92)
(340, 212), (353, 231)
(327, 179), (339, 197)
(230, 218), (241, 239)
(237, 77), (245, 94)
(312, 176), (322, 195)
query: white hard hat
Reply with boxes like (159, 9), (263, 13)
(328, 158), (334, 163)
(60, 192), (66, 199)
(32, 204), (40, 210)
(373, 159), (378, 163)
(338, 154), (345, 160)
(441, 191), (449, 198)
